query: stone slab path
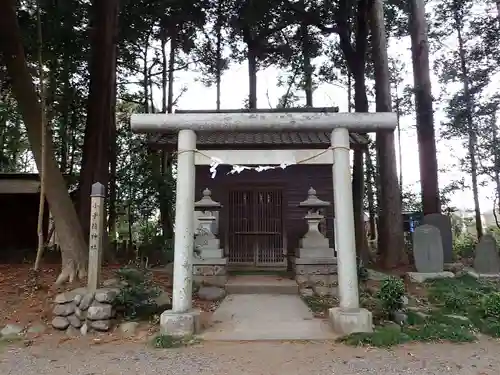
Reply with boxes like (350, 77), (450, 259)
(201, 294), (336, 341)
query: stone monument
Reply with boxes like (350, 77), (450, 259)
(88, 182), (105, 292)
(471, 234), (500, 277)
(293, 187), (337, 291)
(192, 188), (228, 286)
(422, 213), (453, 264)
(407, 224), (454, 282)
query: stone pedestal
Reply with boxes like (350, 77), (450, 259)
(193, 258), (228, 287)
(328, 307), (373, 335)
(160, 308), (201, 337)
(294, 188), (337, 293)
(193, 189), (228, 286)
(294, 257), (338, 290)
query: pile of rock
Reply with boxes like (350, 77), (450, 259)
(52, 286), (119, 335)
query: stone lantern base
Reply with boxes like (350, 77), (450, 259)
(292, 257), (338, 293)
(193, 258), (228, 287)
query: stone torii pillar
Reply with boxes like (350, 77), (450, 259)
(131, 111), (397, 336)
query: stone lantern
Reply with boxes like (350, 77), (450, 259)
(192, 188), (227, 287)
(296, 187), (335, 259)
(294, 187), (337, 296)
(194, 188), (223, 259)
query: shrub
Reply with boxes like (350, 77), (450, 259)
(377, 277), (406, 314)
(114, 266), (161, 320)
(453, 233), (476, 257)
(481, 292), (500, 319)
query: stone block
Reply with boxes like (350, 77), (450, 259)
(90, 320), (112, 332)
(68, 314), (83, 328)
(295, 263), (338, 276)
(329, 307), (373, 335)
(193, 275), (227, 287)
(160, 309), (201, 337)
(466, 268), (500, 279)
(197, 248), (223, 259)
(54, 287), (87, 304)
(473, 234), (500, 275)
(296, 247), (335, 259)
(422, 213), (453, 263)
(193, 262), (227, 276)
(95, 288), (119, 303)
(53, 303), (76, 317)
(407, 271), (455, 283)
(87, 303), (114, 320)
(79, 292), (95, 311)
(52, 316), (70, 330)
(413, 224), (444, 273)
(296, 275), (309, 286)
(197, 286), (226, 301)
(0, 324), (23, 338)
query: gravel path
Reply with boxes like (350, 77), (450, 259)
(1, 338), (500, 375)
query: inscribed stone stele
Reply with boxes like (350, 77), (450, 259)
(412, 224), (444, 273)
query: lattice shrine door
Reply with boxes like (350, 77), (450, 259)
(227, 188), (285, 267)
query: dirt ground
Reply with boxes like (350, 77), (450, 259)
(2, 264), (500, 374)
(1, 338), (500, 375)
(0, 264), (214, 339)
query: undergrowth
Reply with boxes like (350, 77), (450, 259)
(341, 275), (500, 347)
(114, 266), (163, 320)
(301, 295), (338, 314)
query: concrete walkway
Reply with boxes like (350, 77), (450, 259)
(201, 294), (337, 341)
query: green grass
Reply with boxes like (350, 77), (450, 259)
(341, 275), (500, 347)
(152, 334), (200, 348)
(426, 275), (500, 337)
(340, 310), (476, 347)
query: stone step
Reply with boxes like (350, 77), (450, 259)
(225, 276), (299, 295)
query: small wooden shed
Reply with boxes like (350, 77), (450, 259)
(0, 173), (49, 261)
(150, 109), (369, 270)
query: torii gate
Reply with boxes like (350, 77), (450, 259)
(131, 111), (397, 336)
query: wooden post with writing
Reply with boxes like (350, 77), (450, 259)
(88, 182), (105, 291)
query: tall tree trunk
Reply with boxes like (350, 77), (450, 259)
(68, 104), (78, 176)
(492, 111), (500, 218)
(352, 62), (369, 263)
(78, 0), (120, 242)
(301, 24), (313, 107)
(247, 41), (257, 109)
(215, 0), (223, 110)
(108, 72), (118, 241)
(347, 73), (352, 112)
(0, 0), (87, 283)
(167, 32), (176, 113)
(108, 120), (117, 238)
(142, 37), (150, 113)
(159, 31), (176, 239)
(338, 0), (370, 264)
(58, 62), (71, 173)
(409, 0), (440, 215)
(160, 29), (168, 113)
(455, 11), (482, 238)
(370, 0), (405, 268)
